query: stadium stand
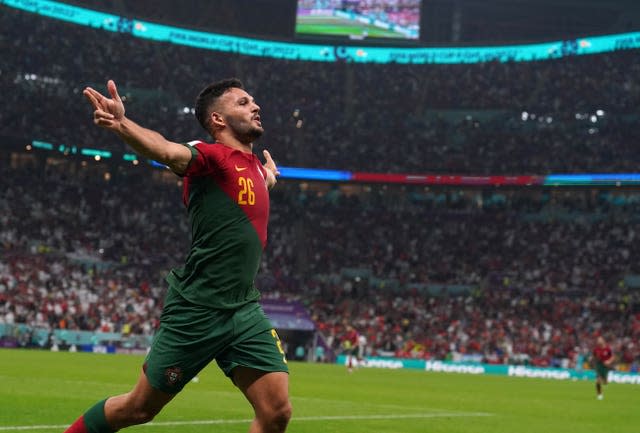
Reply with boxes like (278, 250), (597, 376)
(2, 161), (639, 370)
(3, 7), (640, 174)
(1, 5), (639, 372)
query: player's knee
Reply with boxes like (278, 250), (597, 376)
(276, 400), (293, 431)
(280, 400), (293, 422)
(264, 400), (292, 432)
(129, 407), (159, 425)
(122, 400), (162, 426)
(109, 397), (163, 428)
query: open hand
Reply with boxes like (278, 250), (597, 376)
(83, 80), (125, 131)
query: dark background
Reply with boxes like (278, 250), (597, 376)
(66, 0), (640, 44)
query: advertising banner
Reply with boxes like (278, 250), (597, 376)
(336, 356), (640, 385)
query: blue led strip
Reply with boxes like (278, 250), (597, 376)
(278, 166), (352, 181)
(24, 139), (640, 186)
(125, 162), (354, 181)
(3, 0), (640, 64)
(2, 0), (124, 32)
(131, 20), (335, 62)
(544, 174), (640, 186)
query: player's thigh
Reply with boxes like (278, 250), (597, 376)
(145, 287), (235, 393)
(218, 306), (291, 416)
(233, 368), (290, 415)
(215, 304), (289, 380)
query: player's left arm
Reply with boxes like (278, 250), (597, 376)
(604, 352), (615, 367)
(261, 149), (280, 190)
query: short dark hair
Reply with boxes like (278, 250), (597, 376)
(194, 78), (244, 135)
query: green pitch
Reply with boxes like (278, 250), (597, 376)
(296, 15), (403, 38)
(1, 349), (639, 433)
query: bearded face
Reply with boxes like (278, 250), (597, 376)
(214, 88), (264, 145)
(225, 110), (264, 144)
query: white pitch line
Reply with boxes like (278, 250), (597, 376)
(0, 412), (492, 430)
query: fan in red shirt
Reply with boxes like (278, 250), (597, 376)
(592, 336), (614, 400)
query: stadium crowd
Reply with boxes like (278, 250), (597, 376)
(1, 163), (639, 370)
(1, 6), (639, 370)
(3, 7), (640, 175)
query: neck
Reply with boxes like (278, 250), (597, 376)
(214, 135), (253, 153)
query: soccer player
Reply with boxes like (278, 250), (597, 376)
(592, 335), (614, 400)
(342, 325), (359, 372)
(64, 79), (291, 433)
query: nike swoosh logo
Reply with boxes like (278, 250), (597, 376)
(235, 165), (247, 172)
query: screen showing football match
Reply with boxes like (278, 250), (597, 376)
(295, 0), (421, 40)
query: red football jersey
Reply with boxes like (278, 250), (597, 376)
(593, 345), (613, 363)
(166, 141), (270, 309)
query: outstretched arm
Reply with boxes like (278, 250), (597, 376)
(83, 80), (192, 175)
(261, 149), (280, 190)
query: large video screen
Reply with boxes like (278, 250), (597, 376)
(296, 0), (421, 41)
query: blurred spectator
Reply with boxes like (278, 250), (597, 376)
(1, 7), (639, 369)
(2, 7), (640, 175)
(1, 162), (639, 368)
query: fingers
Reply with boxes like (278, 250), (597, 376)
(262, 149), (273, 162)
(93, 108), (115, 122)
(262, 149), (280, 176)
(84, 80), (124, 130)
(83, 88), (114, 124)
(94, 118), (117, 128)
(107, 79), (122, 103)
(83, 87), (103, 110)
(83, 80), (119, 109)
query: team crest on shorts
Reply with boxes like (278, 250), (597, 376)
(165, 366), (183, 387)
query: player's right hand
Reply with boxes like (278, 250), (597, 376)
(83, 80), (125, 130)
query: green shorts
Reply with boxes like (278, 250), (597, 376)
(595, 363), (610, 381)
(144, 287), (289, 394)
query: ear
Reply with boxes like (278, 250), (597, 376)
(210, 111), (225, 129)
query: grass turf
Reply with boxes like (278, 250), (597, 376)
(1, 349), (638, 432)
(296, 16), (404, 38)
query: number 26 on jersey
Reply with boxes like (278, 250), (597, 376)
(237, 176), (255, 205)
